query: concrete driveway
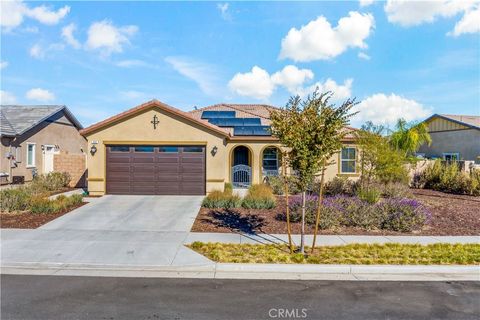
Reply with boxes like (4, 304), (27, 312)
(1, 196), (213, 268)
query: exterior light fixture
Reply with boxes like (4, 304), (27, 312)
(90, 141), (98, 156)
(211, 146), (218, 156)
(90, 145), (97, 156)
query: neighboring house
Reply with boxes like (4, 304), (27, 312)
(80, 100), (358, 196)
(0, 105), (87, 186)
(417, 114), (480, 163)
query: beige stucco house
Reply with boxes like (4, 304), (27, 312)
(417, 114), (480, 163)
(0, 105), (87, 186)
(80, 100), (359, 196)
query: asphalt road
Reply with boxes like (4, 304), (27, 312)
(1, 275), (479, 320)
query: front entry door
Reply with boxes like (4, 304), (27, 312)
(43, 145), (57, 173)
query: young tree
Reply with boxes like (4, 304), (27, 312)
(356, 122), (409, 186)
(270, 91), (356, 254)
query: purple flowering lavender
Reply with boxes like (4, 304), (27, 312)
(280, 193), (429, 232)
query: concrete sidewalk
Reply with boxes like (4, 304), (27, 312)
(185, 232), (480, 246)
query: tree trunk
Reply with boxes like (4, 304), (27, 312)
(300, 191), (306, 254)
(282, 157), (294, 253)
(311, 160), (326, 253)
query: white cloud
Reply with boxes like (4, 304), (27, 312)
(29, 44), (43, 58)
(0, 90), (17, 104)
(228, 66), (275, 100)
(449, 6), (480, 36)
(0, 0), (69, 31)
(0, 0), (27, 30)
(115, 59), (150, 68)
(298, 78), (353, 101)
(0, 61), (9, 69)
(229, 65), (352, 101)
(61, 23), (80, 49)
(279, 11), (375, 62)
(165, 56), (221, 96)
(385, 0), (479, 36)
(358, 52), (371, 60)
(360, 0), (375, 7)
(271, 65), (314, 94)
(29, 43), (64, 59)
(26, 4), (70, 25)
(217, 3), (231, 20)
(26, 88), (55, 102)
(353, 93), (432, 126)
(85, 20), (138, 56)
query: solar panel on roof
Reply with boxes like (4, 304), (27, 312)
(207, 117), (262, 127)
(233, 126), (271, 136)
(201, 111), (235, 119)
(243, 118), (262, 126)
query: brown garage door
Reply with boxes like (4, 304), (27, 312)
(106, 145), (205, 195)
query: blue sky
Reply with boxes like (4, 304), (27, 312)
(1, 1), (479, 127)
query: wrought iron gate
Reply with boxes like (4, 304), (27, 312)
(232, 164), (251, 188)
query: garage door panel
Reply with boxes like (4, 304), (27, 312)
(108, 157), (131, 163)
(106, 145), (205, 195)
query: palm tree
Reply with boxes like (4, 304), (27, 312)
(389, 118), (432, 159)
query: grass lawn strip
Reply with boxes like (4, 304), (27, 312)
(188, 242), (480, 265)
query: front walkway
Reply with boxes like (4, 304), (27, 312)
(1, 195), (213, 268)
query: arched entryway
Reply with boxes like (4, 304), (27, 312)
(231, 145), (252, 188)
(261, 146), (281, 181)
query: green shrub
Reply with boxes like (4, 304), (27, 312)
(381, 182), (412, 198)
(202, 190), (242, 209)
(357, 186), (381, 204)
(420, 160), (480, 195)
(266, 176), (301, 195)
(30, 172), (71, 193)
(324, 177), (357, 196)
(30, 197), (55, 214)
(0, 187), (32, 212)
(224, 183), (233, 194)
(242, 184), (276, 209)
(30, 194), (83, 214)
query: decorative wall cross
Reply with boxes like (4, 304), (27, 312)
(151, 114), (159, 129)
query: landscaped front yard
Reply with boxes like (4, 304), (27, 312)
(0, 172), (85, 229)
(189, 242), (480, 265)
(192, 188), (480, 236)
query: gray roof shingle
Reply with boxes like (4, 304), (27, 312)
(0, 105), (83, 136)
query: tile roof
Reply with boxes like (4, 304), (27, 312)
(0, 105), (83, 137)
(190, 103), (358, 139)
(435, 114), (480, 129)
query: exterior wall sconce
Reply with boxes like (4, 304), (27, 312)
(211, 146), (218, 156)
(90, 141), (98, 156)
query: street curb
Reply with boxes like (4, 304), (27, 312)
(2, 263), (479, 281)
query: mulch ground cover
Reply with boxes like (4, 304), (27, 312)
(0, 203), (86, 229)
(191, 189), (480, 236)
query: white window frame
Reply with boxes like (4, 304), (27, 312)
(340, 147), (357, 174)
(26, 143), (36, 168)
(442, 152), (460, 161)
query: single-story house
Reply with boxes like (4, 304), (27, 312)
(0, 105), (87, 186)
(80, 100), (358, 196)
(417, 114), (480, 163)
